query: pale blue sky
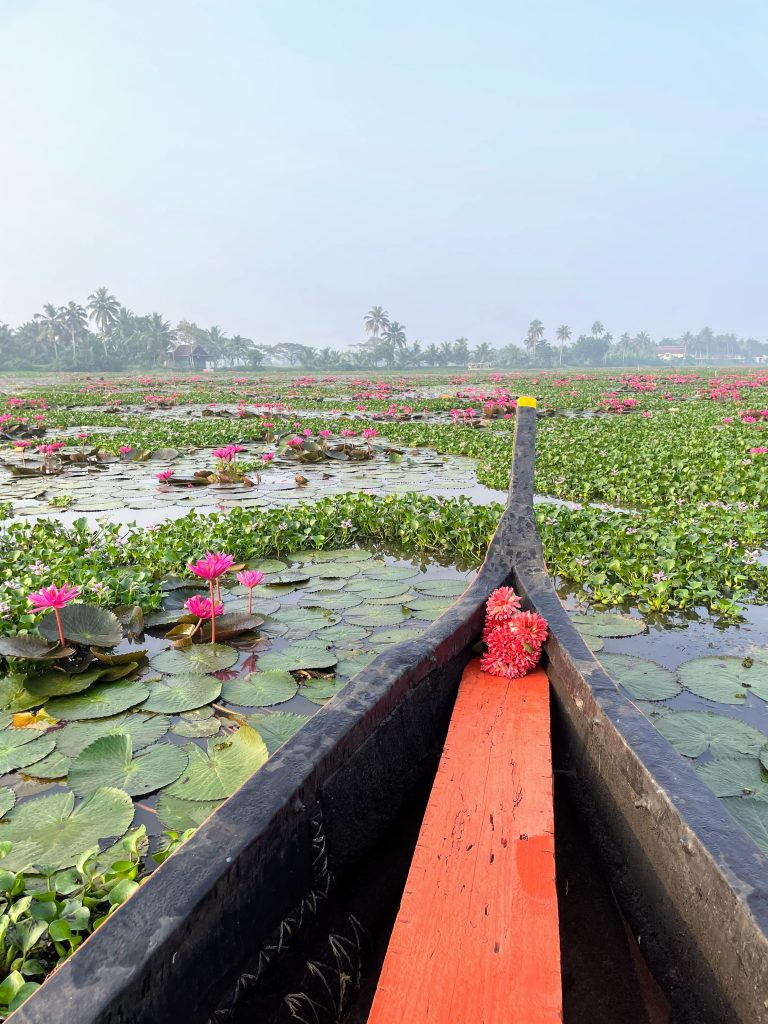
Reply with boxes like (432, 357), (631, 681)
(1, 0), (766, 347)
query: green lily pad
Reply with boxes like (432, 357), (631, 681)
(309, 548), (374, 563)
(257, 643), (337, 672)
(300, 678), (347, 704)
(150, 643), (239, 675)
(55, 712), (170, 757)
(655, 711), (768, 759)
(412, 579), (467, 598)
(46, 680), (150, 720)
(370, 628), (423, 646)
(0, 636), (74, 661)
(22, 750), (73, 780)
(222, 670), (297, 707)
(335, 650), (378, 678)
(677, 657), (768, 703)
(720, 798), (768, 854)
(0, 787), (134, 871)
(297, 593), (364, 611)
(570, 613), (646, 638)
(38, 604), (123, 648)
(402, 598), (449, 620)
(247, 712), (310, 753)
(155, 793), (221, 832)
(598, 654), (680, 701)
(0, 731), (56, 775)
(25, 663), (139, 700)
(347, 606), (413, 627)
(141, 675), (222, 714)
(316, 624), (371, 645)
(0, 787), (16, 818)
(165, 726), (268, 801)
(171, 709), (221, 738)
(69, 734), (188, 798)
(246, 558), (287, 574)
(275, 608), (336, 631)
(695, 757), (768, 798)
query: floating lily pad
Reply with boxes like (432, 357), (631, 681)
(569, 613), (646, 638)
(598, 654), (680, 701)
(300, 678), (347, 704)
(347, 606), (412, 627)
(677, 657), (768, 704)
(25, 662), (139, 700)
(165, 726), (268, 801)
(246, 558), (287, 574)
(0, 787), (15, 818)
(46, 680), (150, 720)
(257, 643), (337, 671)
(38, 604), (123, 648)
(155, 793), (221, 832)
(721, 798), (768, 854)
(150, 643), (239, 675)
(22, 750), (73, 780)
(412, 579), (467, 598)
(308, 548), (374, 564)
(317, 623), (371, 645)
(402, 598), (449, 620)
(275, 608), (336, 631)
(0, 787), (134, 871)
(171, 709), (221, 738)
(0, 636), (74, 661)
(0, 731), (56, 775)
(201, 614), (263, 642)
(68, 734), (188, 798)
(55, 712), (170, 757)
(695, 758), (768, 798)
(141, 675), (222, 714)
(370, 628), (423, 646)
(247, 712), (310, 753)
(222, 670), (297, 707)
(335, 650), (378, 678)
(655, 711), (768, 759)
(296, 593), (364, 611)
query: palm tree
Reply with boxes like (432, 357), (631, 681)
(423, 344), (440, 366)
(591, 321), (605, 338)
(439, 341), (454, 366)
(525, 320), (545, 363)
(87, 288), (119, 357)
(142, 314), (174, 366)
(382, 320), (407, 355)
(452, 337), (470, 366)
(555, 325), (571, 365)
(62, 302), (87, 362)
(471, 341), (493, 364)
(364, 306), (390, 338)
(34, 304), (65, 364)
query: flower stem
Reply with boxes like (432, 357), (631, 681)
(248, 589), (253, 615)
(53, 608), (65, 647)
(209, 582), (216, 644)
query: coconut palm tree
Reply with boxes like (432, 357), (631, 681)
(382, 320), (407, 356)
(364, 306), (390, 338)
(423, 344), (440, 366)
(62, 302), (87, 362)
(471, 341), (493, 364)
(453, 337), (470, 366)
(555, 325), (571, 365)
(591, 321), (605, 338)
(87, 288), (120, 356)
(34, 304), (66, 364)
(525, 321), (545, 363)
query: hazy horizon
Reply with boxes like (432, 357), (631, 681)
(2, 0), (766, 347)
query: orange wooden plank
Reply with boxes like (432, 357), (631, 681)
(368, 661), (562, 1024)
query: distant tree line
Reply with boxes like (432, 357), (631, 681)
(1, 293), (766, 371)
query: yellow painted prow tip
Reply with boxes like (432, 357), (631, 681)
(517, 395), (537, 408)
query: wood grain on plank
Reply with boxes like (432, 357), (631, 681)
(368, 661), (562, 1023)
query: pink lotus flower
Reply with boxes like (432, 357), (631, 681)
(236, 569), (264, 613)
(506, 610), (548, 647)
(261, 452), (275, 463)
(749, 447), (768, 454)
(287, 437), (303, 448)
(485, 587), (522, 623)
(212, 447), (233, 462)
(28, 583), (81, 646)
(119, 445), (132, 455)
(189, 552), (235, 581)
(480, 626), (540, 679)
(184, 595), (223, 620)
(156, 470), (175, 482)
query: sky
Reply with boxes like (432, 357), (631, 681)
(1, 0), (766, 348)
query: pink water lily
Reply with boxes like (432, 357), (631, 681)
(184, 595), (224, 624)
(236, 570), (264, 614)
(189, 552), (235, 642)
(156, 470), (175, 483)
(28, 583), (81, 646)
